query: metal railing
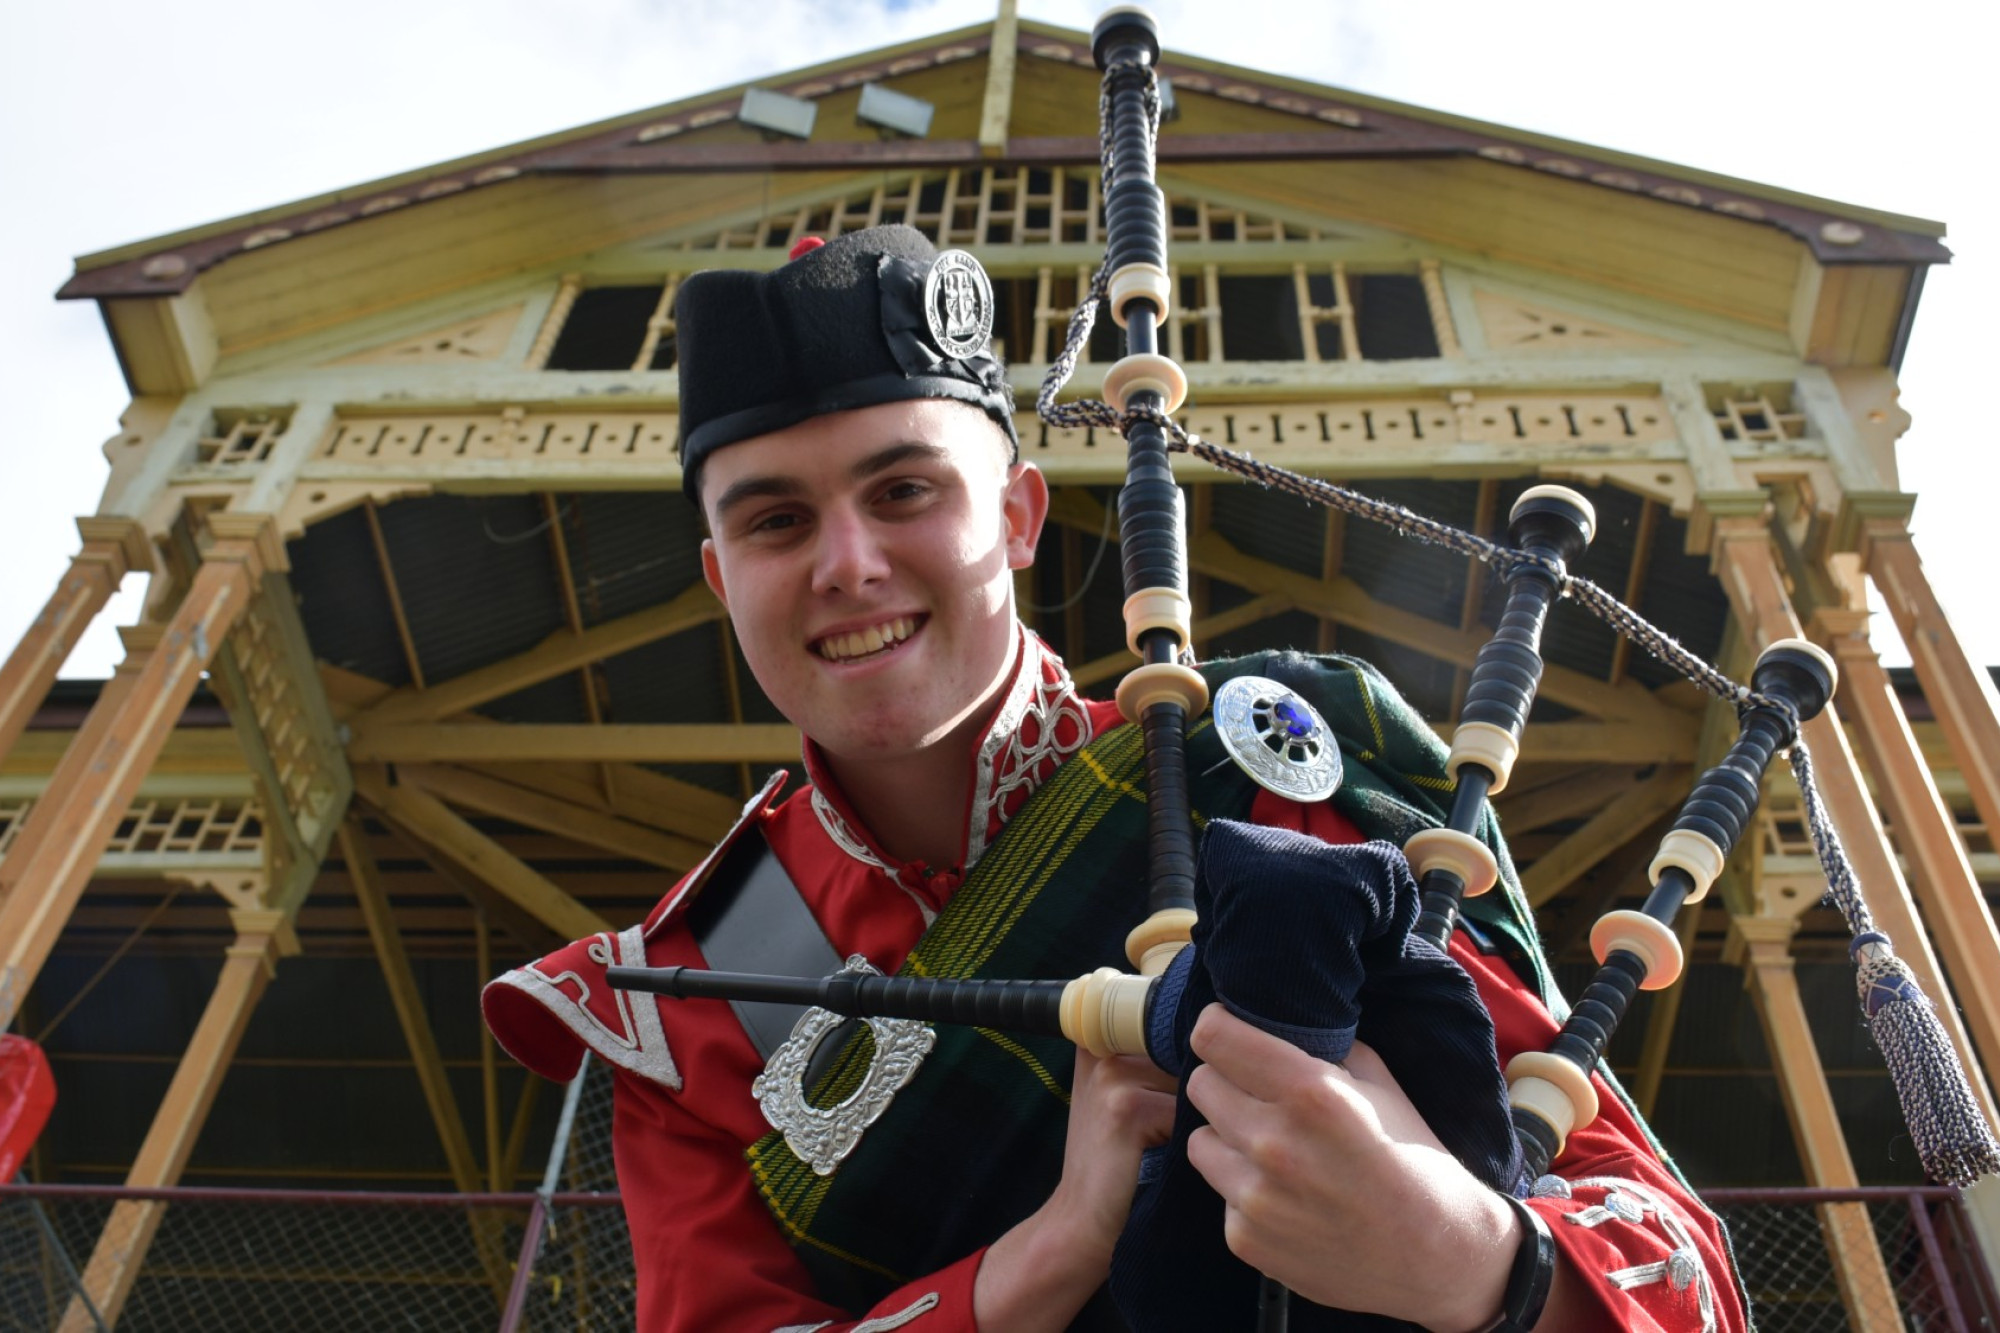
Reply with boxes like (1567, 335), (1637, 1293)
(5, 1069), (1993, 1332)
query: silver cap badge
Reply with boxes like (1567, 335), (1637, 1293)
(923, 250), (995, 361)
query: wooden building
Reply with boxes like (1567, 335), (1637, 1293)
(4, 6), (1997, 1326)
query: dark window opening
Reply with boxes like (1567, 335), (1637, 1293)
(991, 278), (1036, 364)
(1174, 271), (1211, 362)
(1305, 273), (1344, 360)
(1218, 275), (1304, 361)
(1354, 275), (1439, 360)
(545, 286), (665, 371)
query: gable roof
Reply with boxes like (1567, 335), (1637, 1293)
(62, 15), (1947, 390)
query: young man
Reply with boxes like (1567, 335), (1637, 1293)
(484, 227), (1746, 1332)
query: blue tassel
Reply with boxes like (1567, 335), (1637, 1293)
(1853, 938), (2000, 1187)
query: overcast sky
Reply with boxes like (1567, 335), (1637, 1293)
(3, 0), (1994, 683)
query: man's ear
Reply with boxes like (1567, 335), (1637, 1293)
(1002, 462), (1050, 570)
(700, 538), (730, 610)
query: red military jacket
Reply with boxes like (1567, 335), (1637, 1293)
(485, 629), (1745, 1332)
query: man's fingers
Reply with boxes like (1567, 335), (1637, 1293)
(1189, 1003), (1344, 1104)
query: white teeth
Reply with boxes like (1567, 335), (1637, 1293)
(818, 617), (918, 662)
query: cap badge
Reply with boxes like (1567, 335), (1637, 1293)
(923, 250), (995, 361)
(1213, 675), (1343, 802)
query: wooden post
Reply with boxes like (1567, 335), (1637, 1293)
(1822, 611), (2000, 1099)
(341, 816), (482, 1193)
(1712, 519), (1999, 1132)
(1862, 520), (2000, 866)
(60, 911), (290, 1331)
(1731, 915), (1904, 1333)
(977, 0), (1018, 157)
(0, 518), (150, 764)
(0, 517), (278, 1032)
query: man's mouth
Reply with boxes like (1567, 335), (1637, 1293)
(814, 615), (921, 663)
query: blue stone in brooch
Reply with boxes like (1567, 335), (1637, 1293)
(1212, 675), (1343, 802)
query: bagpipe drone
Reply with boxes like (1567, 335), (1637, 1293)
(611, 6), (2000, 1326)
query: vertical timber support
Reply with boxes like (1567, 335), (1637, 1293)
(1862, 520), (2000, 862)
(0, 515), (281, 1031)
(1730, 916), (1904, 1333)
(978, 0), (1019, 157)
(1821, 611), (2000, 1094)
(59, 910), (295, 1331)
(1711, 517), (1998, 1132)
(0, 518), (151, 764)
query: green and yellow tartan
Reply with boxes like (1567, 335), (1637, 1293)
(745, 651), (1548, 1316)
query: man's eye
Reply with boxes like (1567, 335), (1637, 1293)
(881, 480), (931, 504)
(749, 511), (802, 534)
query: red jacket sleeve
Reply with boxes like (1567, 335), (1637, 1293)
(613, 1069), (984, 1333)
(1270, 794), (1747, 1332)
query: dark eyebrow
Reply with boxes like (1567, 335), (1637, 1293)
(712, 440), (952, 522)
(851, 440), (952, 480)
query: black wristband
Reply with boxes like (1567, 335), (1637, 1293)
(1478, 1191), (1556, 1333)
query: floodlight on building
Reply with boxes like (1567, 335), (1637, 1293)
(739, 87), (818, 140)
(857, 83), (936, 138)
(1158, 78), (1181, 124)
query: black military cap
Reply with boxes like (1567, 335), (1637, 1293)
(674, 225), (1018, 499)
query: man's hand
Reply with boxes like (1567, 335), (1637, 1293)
(974, 1047), (1177, 1331)
(1184, 1004), (1525, 1333)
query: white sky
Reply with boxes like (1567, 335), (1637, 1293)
(3, 0), (1995, 682)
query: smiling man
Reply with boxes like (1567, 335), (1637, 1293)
(483, 227), (1746, 1333)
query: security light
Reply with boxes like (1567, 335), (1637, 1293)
(1158, 78), (1180, 124)
(857, 83), (936, 138)
(739, 87), (818, 140)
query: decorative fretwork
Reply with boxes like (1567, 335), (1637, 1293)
(207, 574), (353, 907)
(0, 794), (263, 866)
(196, 411), (291, 466)
(307, 392), (1677, 493)
(1715, 393), (1807, 444)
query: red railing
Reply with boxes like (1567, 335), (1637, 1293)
(3, 1181), (1993, 1330)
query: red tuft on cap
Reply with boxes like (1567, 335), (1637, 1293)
(788, 236), (826, 261)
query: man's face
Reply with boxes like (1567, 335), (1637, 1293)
(699, 399), (1047, 764)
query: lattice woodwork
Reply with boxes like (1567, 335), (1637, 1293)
(196, 413), (290, 466)
(0, 795), (263, 864)
(1715, 394), (1808, 443)
(213, 581), (349, 886)
(681, 168), (1321, 254)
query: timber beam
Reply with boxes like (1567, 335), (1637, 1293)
(355, 768), (613, 942)
(468, 761), (738, 846)
(398, 765), (707, 871)
(1822, 614), (2000, 1093)
(0, 519), (278, 1031)
(1730, 915), (1904, 1333)
(353, 580), (725, 728)
(1043, 487), (1687, 727)
(340, 817), (483, 1195)
(1186, 527), (1685, 727)
(1521, 768), (1691, 907)
(350, 722), (801, 766)
(1862, 519), (2000, 859)
(60, 911), (289, 1331)
(1714, 518), (1999, 1128)
(0, 518), (150, 765)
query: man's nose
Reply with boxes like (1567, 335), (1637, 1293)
(811, 509), (891, 595)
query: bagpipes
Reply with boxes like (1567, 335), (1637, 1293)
(611, 4), (2000, 1323)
